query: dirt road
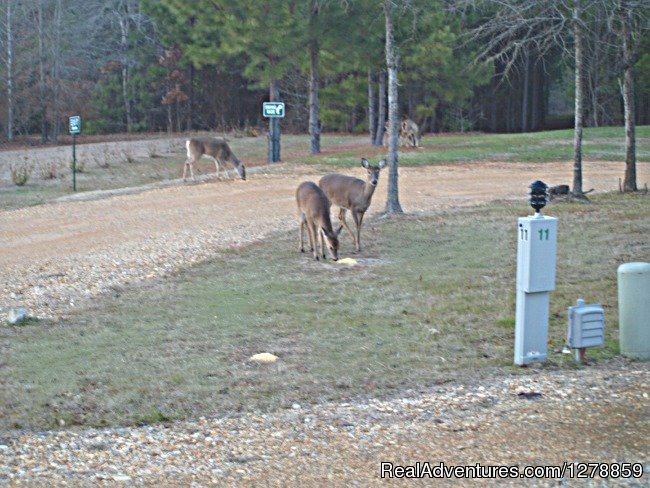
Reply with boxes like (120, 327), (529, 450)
(1, 160), (648, 319)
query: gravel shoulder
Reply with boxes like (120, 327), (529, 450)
(1, 362), (648, 486)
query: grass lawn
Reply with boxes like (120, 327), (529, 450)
(2, 192), (647, 430)
(1, 126), (649, 210)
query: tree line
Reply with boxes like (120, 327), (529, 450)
(1, 2), (648, 175)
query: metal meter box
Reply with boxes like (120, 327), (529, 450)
(517, 216), (558, 292)
(568, 299), (605, 348)
(514, 214), (558, 366)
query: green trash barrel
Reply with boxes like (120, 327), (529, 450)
(617, 262), (650, 360)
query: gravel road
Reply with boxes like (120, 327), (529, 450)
(1, 159), (648, 486)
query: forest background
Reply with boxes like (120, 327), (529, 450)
(0, 0), (648, 145)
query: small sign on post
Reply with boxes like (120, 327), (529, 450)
(263, 102), (284, 163)
(69, 116), (81, 191)
(69, 116), (81, 135)
(262, 102), (285, 118)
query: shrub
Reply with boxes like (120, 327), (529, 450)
(38, 160), (58, 179)
(121, 150), (137, 164)
(10, 160), (32, 186)
(147, 143), (161, 158)
(69, 158), (86, 173)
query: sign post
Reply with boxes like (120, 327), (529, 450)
(263, 102), (284, 163)
(69, 116), (81, 191)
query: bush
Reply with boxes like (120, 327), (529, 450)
(10, 161), (32, 186)
(69, 159), (86, 173)
(38, 160), (58, 180)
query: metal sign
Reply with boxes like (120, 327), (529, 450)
(69, 116), (81, 135)
(263, 102), (285, 118)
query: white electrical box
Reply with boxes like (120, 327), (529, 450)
(517, 216), (558, 293)
(568, 299), (605, 348)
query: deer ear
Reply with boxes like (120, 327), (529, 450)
(378, 159), (386, 169)
(361, 158), (370, 169)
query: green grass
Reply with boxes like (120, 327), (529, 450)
(2, 192), (647, 430)
(2, 127), (648, 210)
(399, 126), (650, 166)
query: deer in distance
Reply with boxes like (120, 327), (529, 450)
(400, 118), (420, 147)
(183, 137), (246, 182)
(318, 158), (386, 253)
(296, 181), (342, 261)
(382, 118), (420, 148)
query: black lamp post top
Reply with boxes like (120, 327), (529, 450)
(529, 180), (548, 213)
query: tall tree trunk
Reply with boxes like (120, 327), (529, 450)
(531, 59), (539, 131)
(521, 49), (530, 132)
(490, 67), (498, 132)
(268, 76), (281, 163)
(186, 64), (194, 131)
(51, 0), (62, 142)
(572, 0), (584, 196)
(621, 0), (637, 192)
(374, 71), (386, 146)
(309, 40), (321, 155)
(37, 0), (48, 143)
(384, 0), (403, 214)
(186, 16), (195, 132)
(6, 0), (14, 141)
(118, 8), (133, 133)
(368, 69), (377, 144)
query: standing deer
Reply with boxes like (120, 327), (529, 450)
(382, 118), (420, 148)
(400, 118), (420, 147)
(296, 181), (342, 261)
(318, 158), (386, 253)
(183, 137), (246, 182)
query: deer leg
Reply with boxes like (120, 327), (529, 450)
(183, 159), (195, 181)
(211, 157), (220, 179)
(308, 222), (319, 260)
(338, 208), (356, 249)
(318, 228), (326, 260)
(352, 210), (364, 252)
(299, 214), (306, 253)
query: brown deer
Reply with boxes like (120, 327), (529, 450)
(382, 118), (420, 148)
(400, 118), (420, 147)
(183, 137), (246, 182)
(296, 181), (342, 261)
(318, 158), (386, 253)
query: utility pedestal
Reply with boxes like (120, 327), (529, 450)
(514, 181), (557, 366)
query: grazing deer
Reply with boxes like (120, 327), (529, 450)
(183, 137), (246, 182)
(296, 181), (342, 261)
(318, 158), (386, 253)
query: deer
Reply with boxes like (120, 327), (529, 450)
(318, 158), (386, 253)
(296, 181), (342, 261)
(400, 118), (420, 147)
(183, 137), (246, 182)
(382, 118), (420, 148)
